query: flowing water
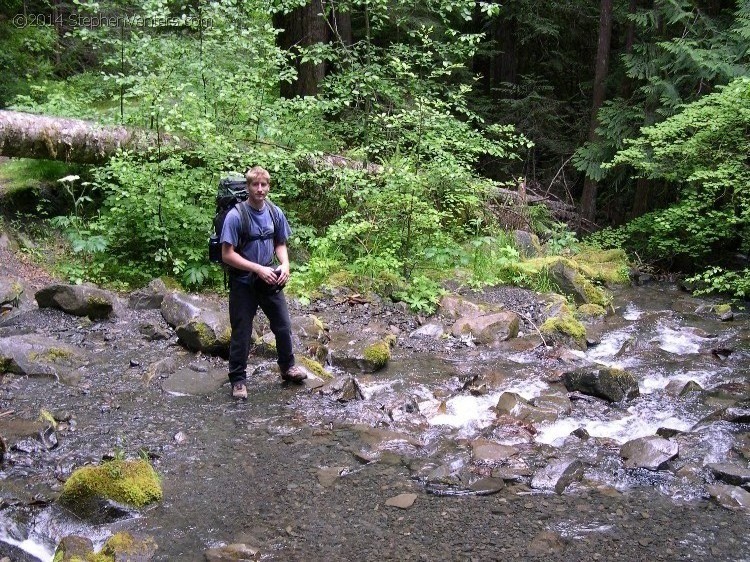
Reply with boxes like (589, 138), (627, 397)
(1, 283), (749, 560)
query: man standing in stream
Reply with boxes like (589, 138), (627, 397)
(220, 165), (307, 399)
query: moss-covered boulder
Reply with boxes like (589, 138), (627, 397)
(328, 325), (397, 373)
(53, 532), (157, 562)
(540, 315), (587, 351)
(547, 260), (610, 306)
(575, 303), (607, 319)
(161, 292), (231, 356)
(451, 311), (520, 345)
(59, 459), (162, 515)
(0, 334), (85, 379)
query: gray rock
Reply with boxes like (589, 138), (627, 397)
(128, 278), (168, 310)
(438, 294), (482, 318)
(706, 483), (750, 511)
(563, 367), (639, 402)
(530, 458), (584, 494)
(532, 394), (572, 416)
(734, 433), (750, 460)
(697, 407), (750, 426)
(0, 277), (24, 309)
(160, 292), (202, 327)
(204, 543), (261, 561)
(468, 477), (505, 495)
(35, 283), (116, 319)
(514, 230), (541, 258)
(548, 261), (590, 305)
(471, 439), (519, 463)
(160, 292), (231, 355)
(0, 334), (85, 378)
(496, 392), (558, 424)
(707, 463), (750, 486)
(327, 325), (394, 373)
(161, 367), (227, 397)
(385, 493), (417, 509)
(139, 322), (171, 341)
(451, 311), (519, 345)
(53, 535), (95, 561)
(527, 530), (567, 557)
(409, 322), (444, 339)
(318, 375), (364, 402)
(620, 436), (679, 470)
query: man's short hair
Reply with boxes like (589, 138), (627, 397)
(245, 166), (270, 184)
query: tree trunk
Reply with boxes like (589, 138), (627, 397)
(274, 0), (328, 98)
(329, 1), (353, 46)
(579, 0), (614, 225)
(0, 110), (155, 164)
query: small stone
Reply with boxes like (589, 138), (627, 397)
(204, 543), (261, 561)
(385, 493), (417, 509)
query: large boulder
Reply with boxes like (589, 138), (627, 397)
(470, 439), (519, 463)
(438, 294), (483, 318)
(563, 367), (640, 402)
(35, 283), (117, 319)
(707, 483), (750, 511)
(451, 311), (519, 345)
(620, 436), (679, 470)
(0, 334), (85, 379)
(161, 292), (231, 356)
(0, 277), (25, 309)
(707, 463), (750, 487)
(514, 230), (541, 258)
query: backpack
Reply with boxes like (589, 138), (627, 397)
(208, 172), (282, 266)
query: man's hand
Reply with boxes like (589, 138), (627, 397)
(276, 262), (290, 285)
(257, 265), (280, 285)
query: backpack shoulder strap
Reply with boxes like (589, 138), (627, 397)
(234, 202), (251, 249)
(266, 201), (282, 240)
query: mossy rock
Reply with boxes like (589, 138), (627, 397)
(540, 315), (587, 350)
(299, 355), (332, 380)
(575, 303), (607, 318)
(59, 459), (162, 513)
(573, 248), (630, 284)
(362, 335), (396, 372)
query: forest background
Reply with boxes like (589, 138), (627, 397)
(0, 0), (748, 310)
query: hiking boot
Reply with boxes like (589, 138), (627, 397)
(232, 382), (248, 400)
(281, 365), (307, 383)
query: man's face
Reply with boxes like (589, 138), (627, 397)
(247, 177), (270, 207)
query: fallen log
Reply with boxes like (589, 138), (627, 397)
(0, 110), (157, 164)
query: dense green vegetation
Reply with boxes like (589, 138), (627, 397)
(1, 0), (748, 304)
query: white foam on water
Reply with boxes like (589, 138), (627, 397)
(585, 328), (636, 368)
(655, 323), (705, 354)
(640, 369), (716, 394)
(623, 302), (643, 320)
(0, 536), (53, 562)
(428, 392), (500, 432)
(536, 405), (693, 446)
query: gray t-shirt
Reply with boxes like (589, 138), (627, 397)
(220, 201), (292, 282)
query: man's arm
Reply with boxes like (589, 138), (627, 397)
(274, 242), (290, 285)
(221, 243), (279, 284)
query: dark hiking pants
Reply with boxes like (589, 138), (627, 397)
(227, 275), (294, 384)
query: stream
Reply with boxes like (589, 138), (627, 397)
(1, 282), (749, 561)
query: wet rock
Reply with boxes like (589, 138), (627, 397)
(327, 327), (396, 372)
(571, 427), (590, 440)
(471, 439), (519, 463)
(697, 406), (750, 426)
(496, 392), (558, 424)
(160, 291), (202, 327)
(547, 260), (608, 306)
(679, 380), (703, 397)
(468, 477), (505, 495)
(385, 492), (417, 509)
(317, 466), (347, 487)
(161, 367), (227, 397)
(39, 425), (58, 450)
(128, 278), (168, 310)
(707, 463), (750, 486)
(101, 532), (158, 561)
(204, 543), (261, 561)
(527, 530), (567, 557)
(734, 433), (750, 460)
(54, 535), (95, 561)
(409, 322), (444, 339)
(143, 356), (178, 384)
(0, 334), (85, 378)
(318, 375), (364, 402)
(620, 436), (679, 470)
(655, 427), (683, 439)
(138, 322), (171, 341)
(35, 283), (116, 319)
(563, 367), (639, 402)
(532, 394), (572, 417)
(707, 483), (750, 511)
(530, 458), (584, 494)
(438, 294), (482, 318)
(451, 311), (519, 345)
